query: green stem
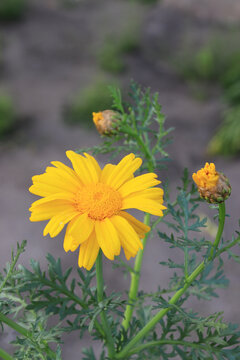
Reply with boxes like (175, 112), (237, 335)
(136, 136), (153, 164)
(0, 312), (55, 358)
(125, 339), (224, 357)
(0, 312), (29, 338)
(96, 251), (115, 358)
(122, 139), (154, 331)
(116, 261), (205, 359)
(116, 202), (226, 359)
(122, 213), (150, 330)
(0, 348), (14, 360)
(184, 247), (189, 278)
(33, 275), (104, 337)
(209, 203), (225, 259)
(0, 249), (23, 294)
(121, 126), (153, 165)
(217, 235), (240, 256)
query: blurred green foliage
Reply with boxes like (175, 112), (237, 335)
(98, 26), (140, 74)
(0, 0), (27, 21)
(63, 80), (119, 126)
(177, 30), (240, 155)
(0, 37), (3, 69)
(0, 94), (16, 137)
(133, 0), (159, 4)
(98, 40), (126, 74)
(208, 107), (240, 156)
(179, 45), (240, 87)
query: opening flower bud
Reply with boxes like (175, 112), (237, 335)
(192, 162), (231, 204)
(92, 110), (119, 135)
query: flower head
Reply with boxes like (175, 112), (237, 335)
(192, 162), (219, 189)
(192, 162), (231, 203)
(92, 110), (119, 135)
(29, 152), (166, 270)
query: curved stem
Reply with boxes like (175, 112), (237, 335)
(96, 251), (115, 358)
(125, 339), (224, 357)
(116, 261), (205, 359)
(0, 312), (56, 358)
(217, 234), (240, 256)
(120, 126), (154, 166)
(209, 203), (225, 259)
(0, 247), (23, 294)
(122, 142), (154, 331)
(31, 274), (104, 337)
(0, 348), (14, 360)
(0, 312), (29, 338)
(122, 213), (150, 330)
(116, 203), (226, 359)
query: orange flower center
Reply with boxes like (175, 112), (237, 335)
(192, 162), (219, 189)
(74, 183), (122, 221)
(92, 112), (103, 126)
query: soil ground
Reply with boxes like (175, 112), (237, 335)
(0, 0), (239, 358)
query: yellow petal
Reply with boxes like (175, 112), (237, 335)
(66, 151), (99, 184)
(83, 153), (101, 179)
(124, 248), (134, 260)
(95, 218), (121, 260)
(100, 163), (115, 183)
(30, 193), (74, 208)
(43, 209), (78, 237)
(63, 218), (79, 252)
(118, 173), (160, 198)
(66, 213), (95, 251)
(31, 170), (79, 196)
(103, 154), (142, 190)
(110, 215), (143, 256)
(122, 197), (166, 217)
(125, 188), (164, 201)
(29, 183), (64, 197)
(29, 201), (74, 222)
(119, 211), (150, 238)
(51, 161), (82, 187)
(78, 231), (99, 270)
(141, 188), (164, 199)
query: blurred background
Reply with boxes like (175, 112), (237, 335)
(0, 0), (240, 358)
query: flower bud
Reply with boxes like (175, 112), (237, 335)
(92, 110), (119, 135)
(192, 162), (231, 204)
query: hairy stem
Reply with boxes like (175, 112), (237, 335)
(209, 203), (225, 259)
(125, 339), (227, 357)
(122, 213), (150, 330)
(30, 273), (104, 337)
(217, 234), (240, 256)
(0, 348), (14, 360)
(122, 136), (154, 330)
(116, 202), (226, 358)
(0, 243), (25, 294)
(116, 262), (205, 358)
(96, 251), (115, 358)
(0, 312), (55, 358)
(0, 312), (30, 338)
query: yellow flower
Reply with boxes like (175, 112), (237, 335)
(92, 111), (104, 125)
(192, 162), (231, 204)
(92, 110), (119, 135)
(192, 162), (219, 189)
(29, 152), (166, 270)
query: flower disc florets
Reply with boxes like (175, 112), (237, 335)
(192, 162), (231, 204)
(74, 183), (122, 220)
